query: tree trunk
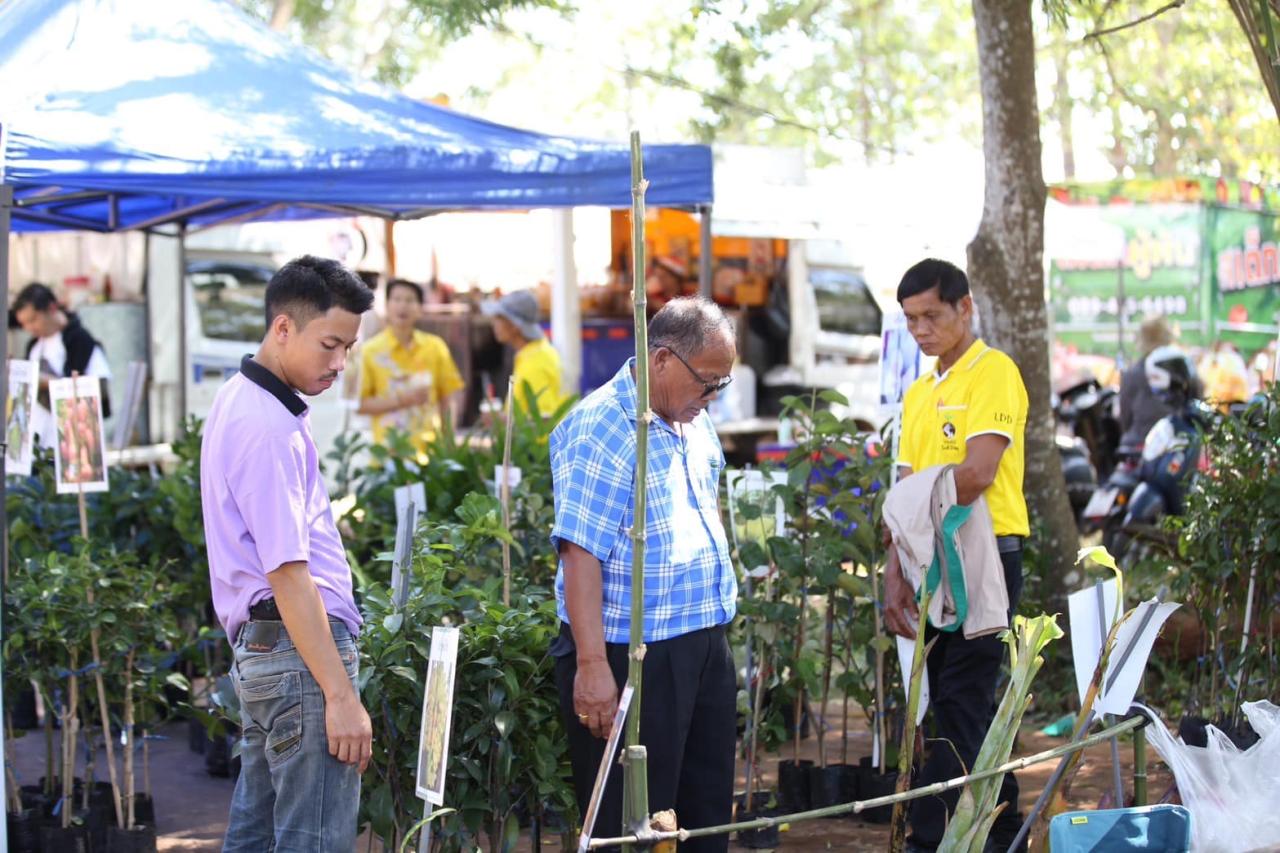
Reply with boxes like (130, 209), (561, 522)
(1226, 0), (1280, 124)
(968, 0), (1076, 604)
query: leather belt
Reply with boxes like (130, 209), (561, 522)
(996, 535), (1024, 554)
(248, 597), (282, 621)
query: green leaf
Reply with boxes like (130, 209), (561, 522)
(494, 710), (516, 739)
(382, 612), (404, 634)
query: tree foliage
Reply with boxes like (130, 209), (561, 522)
(236, 0), (567, 86)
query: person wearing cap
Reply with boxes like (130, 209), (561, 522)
(1119, 316), (1176, 449)
(646, 256), (688, 313)
(482, 290), (567, 418)
(357, 279), (464, 455)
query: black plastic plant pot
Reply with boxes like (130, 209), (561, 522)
(735, 809), (781, 850)
(12, 686), (39, 730)
(203, 727), (234, 773)
(107, 824), (158, 853)
(40, 822), (92, 853)
(131, 793), (156, 827)
(19, 785), (54, 818)
(7, 808), (41, 853)
(808, 764), (847, 808)
(777, 759), (814, 812)
(859, 770), (900, 824)
(838, 764), (860, 811)
(187, 717), (208, 755)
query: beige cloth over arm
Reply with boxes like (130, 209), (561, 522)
(883, 464), (1009, 639)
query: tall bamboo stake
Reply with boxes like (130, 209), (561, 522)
(68, 374), (125, 829)
(622, 131), (652, 842)
(500, 375), (516, 606)
(62, 651), (78, 829)
(888, 585), (932, 853)
(818, 593), (834, 768)
(870, 565), (888, 774)
(124, 649), (135, 829)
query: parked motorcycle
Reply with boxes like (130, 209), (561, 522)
(1096, 347), (1208, 558)
(1055, 377), (1123, 480)
(1055, 377), (1123, 530)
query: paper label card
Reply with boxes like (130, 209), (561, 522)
(50, 376), (109, 494)
(6, 360), (38, 477)
(415, 626), (461, 806)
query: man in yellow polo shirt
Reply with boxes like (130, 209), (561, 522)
(481, 290), (568, 418)
(882, 258), (1029, 853)
(358, 279), (464, 453)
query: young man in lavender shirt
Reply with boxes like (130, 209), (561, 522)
(201, 256), (374, 851)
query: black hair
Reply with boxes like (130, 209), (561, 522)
(264, 256), (374, 330)
(897, 258), (970, 306)
(386, 278), (425, 305)
(12, 283), (60, 314)
(649, 296), (734, 357)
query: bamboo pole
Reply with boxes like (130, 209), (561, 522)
(500, 375), (516, 607)
(1132, 727), (1147, 807)
(818, 593), (834, 768)
(68, 374), (125, 829)
(62, 651), (78, 829)
(124, 649), (135, 829)
(870, 564), (888, 774)
(621, 130), (652, 843)
(889, 585), (932, 853)
(590, 715), (1148, 848)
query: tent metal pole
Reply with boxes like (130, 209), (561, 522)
(699, 204), (713, 299)
(0, 181), (12, 853)
(551, 208), (581, 396)
(178, 223), (188, 429)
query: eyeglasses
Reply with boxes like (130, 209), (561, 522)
(658, 346), (733, 398)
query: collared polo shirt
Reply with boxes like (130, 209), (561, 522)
(550, 359), (736, 644)
(201, 355), (361, 643)
(512, 337), (567, 417)
(358, 327), (464, 450)
(898, 338), (1030, 537)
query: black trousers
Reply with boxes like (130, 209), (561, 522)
(908, 548), (1025, 850)
(552, 622), (736, 852)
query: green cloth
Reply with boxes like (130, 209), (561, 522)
(918, 503), (972, 632)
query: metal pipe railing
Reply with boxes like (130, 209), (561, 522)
(588, 712), (1148, 848)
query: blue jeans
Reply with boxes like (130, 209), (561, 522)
(223, 620), (361, 852)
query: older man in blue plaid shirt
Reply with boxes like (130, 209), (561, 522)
(550, 297), (738, 849)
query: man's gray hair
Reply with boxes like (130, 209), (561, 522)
(648, 297), (735, 357)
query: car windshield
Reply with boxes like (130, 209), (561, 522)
(810, 267), (881, 336)
(188, 264), (271, 342)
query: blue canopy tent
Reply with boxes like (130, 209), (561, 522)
(0, 0), (715, 781)
(0, 0), (713, 231)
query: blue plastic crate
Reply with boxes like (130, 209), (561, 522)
(1048, 804), (1192, 852)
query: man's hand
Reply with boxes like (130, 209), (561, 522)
(882, 547), (921, 640)
(574, 659), (619, 739)
(325, 690), (373, 773)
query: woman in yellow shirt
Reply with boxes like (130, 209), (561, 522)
(482, 290), (568, 417)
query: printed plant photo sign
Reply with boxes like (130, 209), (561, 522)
(50, 375), (110, 494)
(6, 359), (38, 477)
(416, 625), (461, 806)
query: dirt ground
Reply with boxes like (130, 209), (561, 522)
(8, 708), (1172, 852)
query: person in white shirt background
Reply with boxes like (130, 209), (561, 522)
(11, 283), (113, 450)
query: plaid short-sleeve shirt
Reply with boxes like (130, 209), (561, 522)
(550, 360), (737, 644)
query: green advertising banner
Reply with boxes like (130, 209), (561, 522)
(1210, 206), (1280, 352)
(1048, 203), (1205, 356)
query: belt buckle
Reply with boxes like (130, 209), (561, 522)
(242, 621), (280, 652)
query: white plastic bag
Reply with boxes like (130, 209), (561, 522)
(1143, 700), (1280, 852)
